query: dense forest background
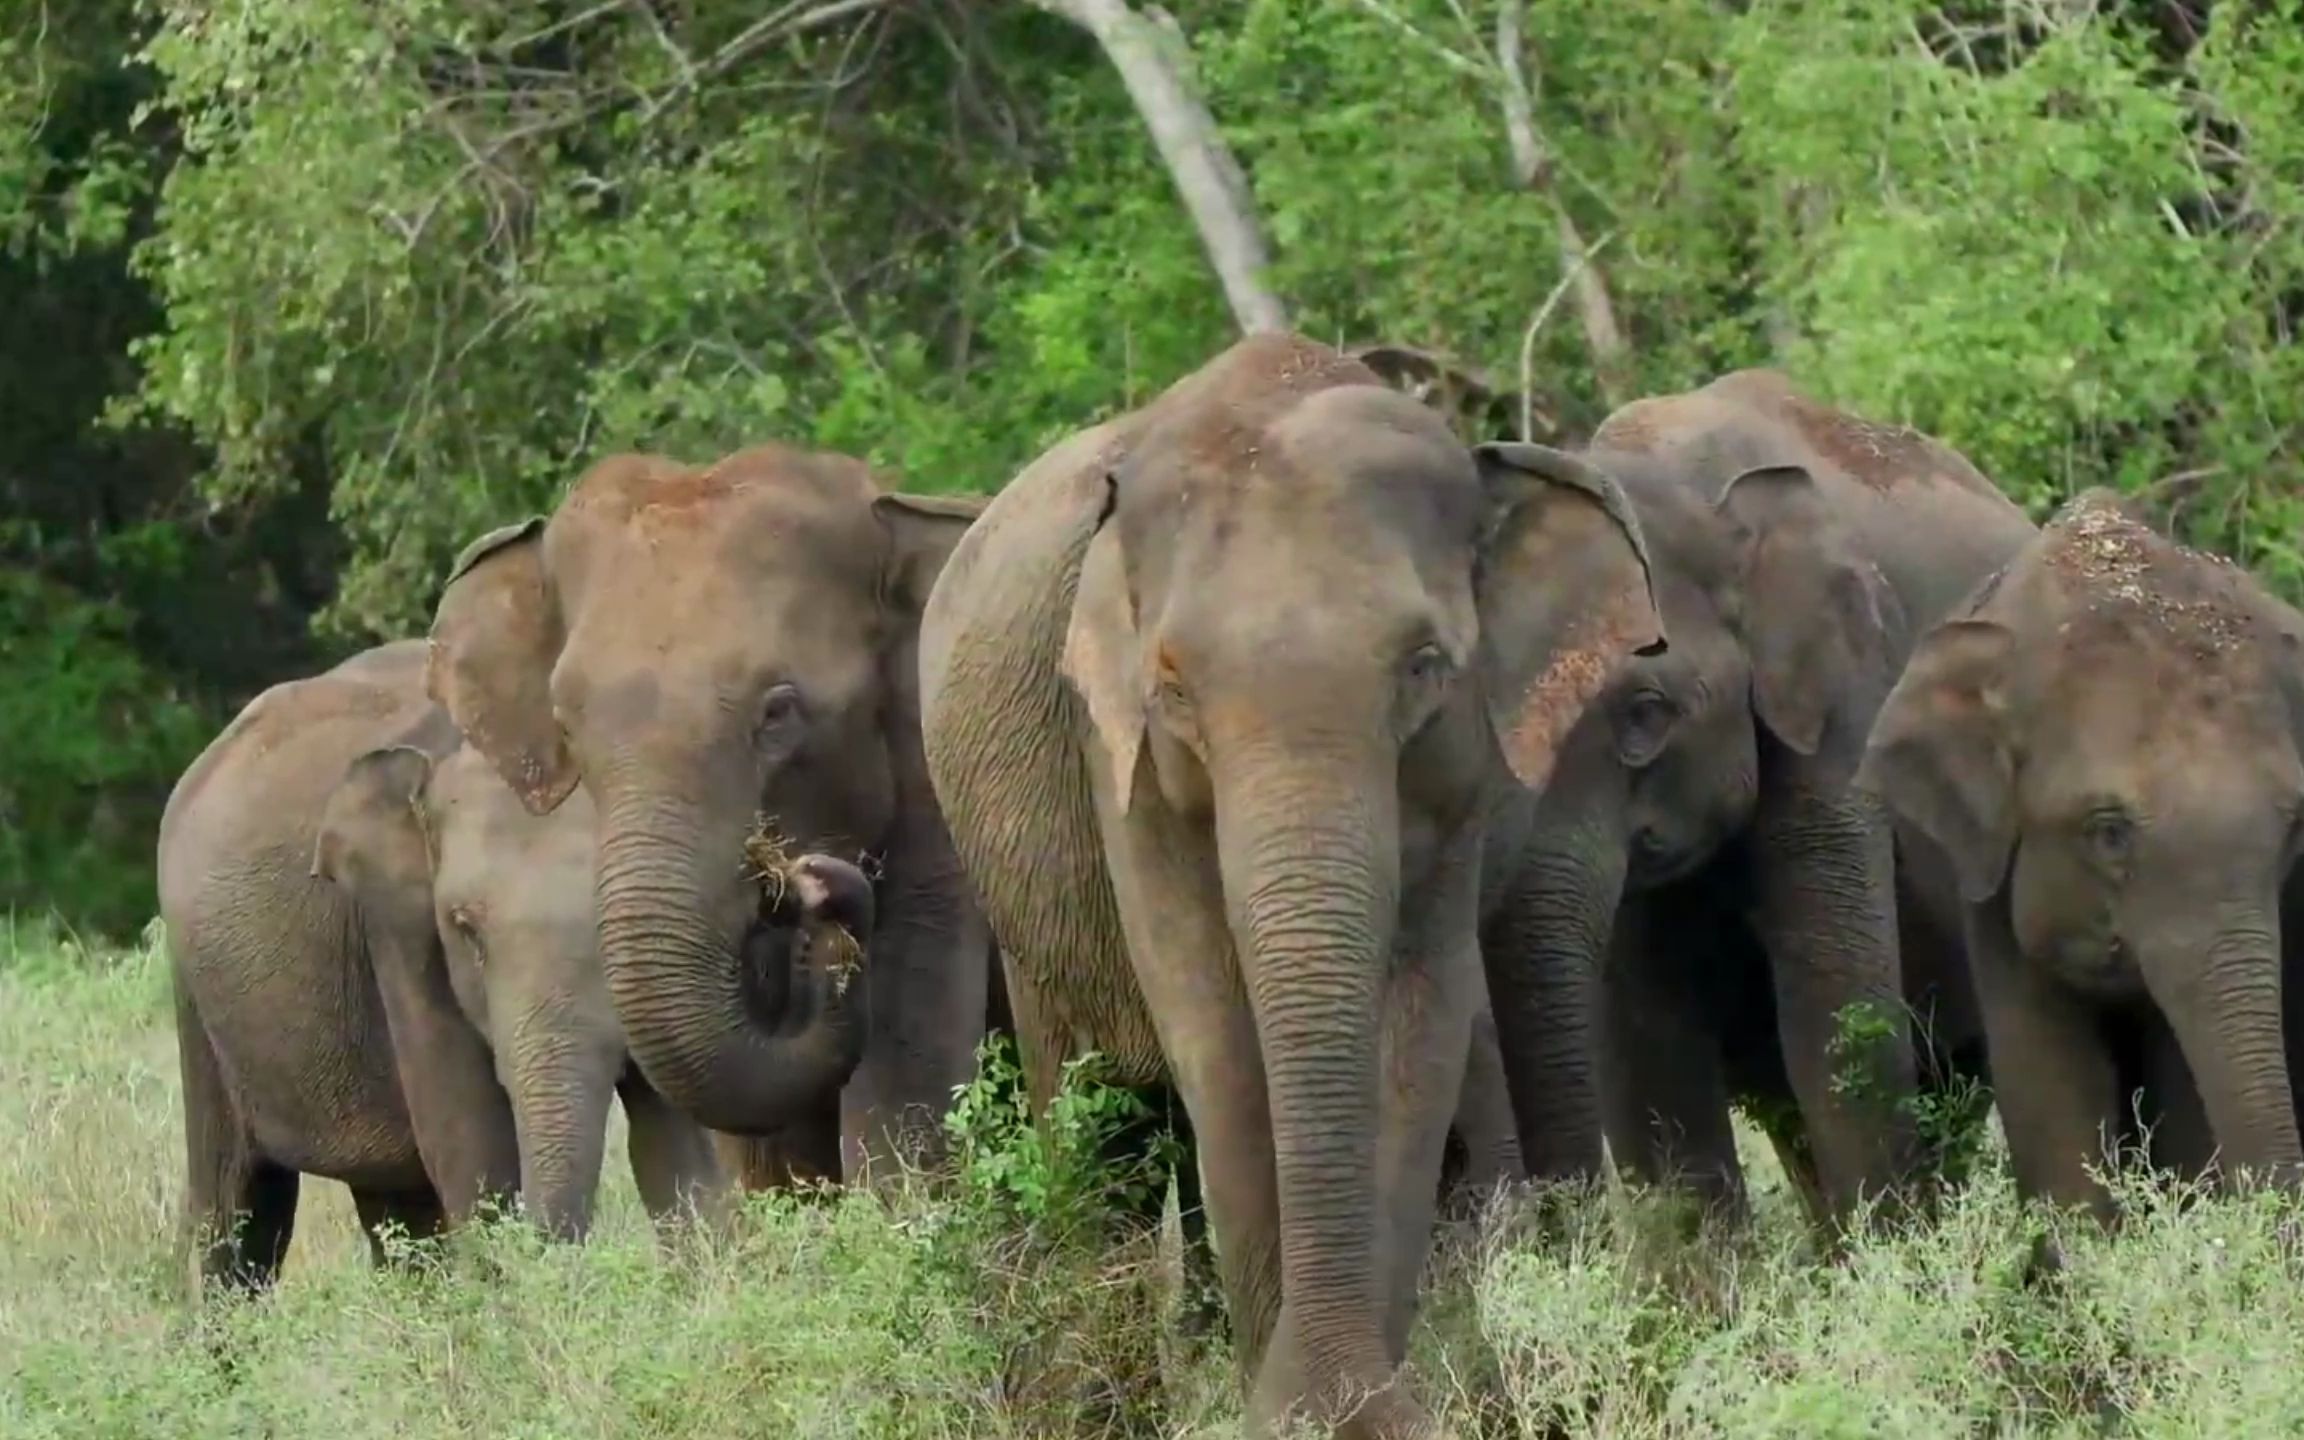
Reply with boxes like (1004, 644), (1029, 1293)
(4, 0), (2298, 935)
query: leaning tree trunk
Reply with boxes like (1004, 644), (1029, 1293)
(1030, 0), (1288, 335)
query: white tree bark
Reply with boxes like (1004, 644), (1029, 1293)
(1030, 0), (1289, 334)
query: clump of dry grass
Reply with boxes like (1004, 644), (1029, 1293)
(741, 817), (866, 997)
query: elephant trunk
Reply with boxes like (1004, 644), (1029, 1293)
(1215, 744), (1401, 1411)
(1487, 784), (1628, 1182)
(593, 784), (866, 1136)
(2144, 908), (2304, 1190)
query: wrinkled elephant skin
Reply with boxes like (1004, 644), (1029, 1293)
(1482, 370), (2034, 1234)
(425, 446), (991, 1185)
(915, 333), (1665, 1439)
(1860, 492), (2304, 1215)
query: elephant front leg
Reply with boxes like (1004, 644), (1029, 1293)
(1601, 894), (1746, 1225)
(1748, 778), (1920, 1230)
(623, 1075), (737, 1236)
(1373, 929), (1481, 1357)
(368, 933), (521, 1222)
(838, 842), (993, 1185)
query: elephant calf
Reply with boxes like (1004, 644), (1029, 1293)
(1477, 369), (2034, 1234)
(1860, 491), (2304, 1216)
(314, 741), (877, 1240)
(159, 641), (873, 1290)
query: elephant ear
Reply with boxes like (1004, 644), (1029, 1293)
(1715, 464), (1908, 775)
(1472, 441), (1667, 790)
(1059, 476), (1147, 814)
(311, 745), (437, 896)
(1853, 618), (2017, 903)
(872, 492), (989, 618)
(427, 517), (577, 816)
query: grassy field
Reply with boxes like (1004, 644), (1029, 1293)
(6, 921), (2304, 1439)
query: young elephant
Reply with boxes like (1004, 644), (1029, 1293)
(1859, 492), (2304, 1215)
(159, 639), (876, 1291)
(313, 742), (878, 1239)
(916, 332), (1663, 1440)
(1478, 372), (2035, 1233)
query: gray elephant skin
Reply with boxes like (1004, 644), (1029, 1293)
(1859, 492), (2304, 1216)
(1483, 370), (2036, 1233)
(157, 643), (871, 1287)
(314, 740), (878, 1239)
(425, 445), (991, 1186)
(913, 332), (1665, 1440)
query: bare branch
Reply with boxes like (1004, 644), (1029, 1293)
(1494, 1), (1628, 407)
(1031, 0), (1287, 333)
(1518, 231), (1611, 441)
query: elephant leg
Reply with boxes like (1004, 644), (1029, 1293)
(711, 1107), (843, 1194)
(1091, 809), (1285, 1380)
(623, 1074), (734, 1234)
(368, 934), (520, 1221)
(1601, 893), (1746, 1225)
(1442, 1002), (1527, 1216)
(838, 844), (993, 1183)
(1755, 1109), (1831, 1235)
(352, 1185), (450, 1267)
(175, 968), (300, 1290)
(2136, 1010), (2216, 1182)
(1171, 1125), (1227, 1340)
(1966, 899), (2121, 1219)
(1371, 936), (1480, 1359)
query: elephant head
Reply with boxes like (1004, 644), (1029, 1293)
(1859, 491), (2304, 1192)
(1058, 345), (1663, 1426)
(424, 446), (976, 1147)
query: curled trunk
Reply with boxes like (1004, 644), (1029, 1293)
(593, 791), (866, 1136)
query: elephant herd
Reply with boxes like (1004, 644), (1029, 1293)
(157, 332), (2304, 1440)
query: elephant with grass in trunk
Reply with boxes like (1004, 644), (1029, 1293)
(426, 445), (990, 1186)
(1481, 371), (2036, 1233)
(313, 740), (876, 1239)
(1858, 492), (2304, 1216)
(158, 642), (873, 1288)
(914, 333), (1665, 1440)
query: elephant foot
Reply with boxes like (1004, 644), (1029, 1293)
(1249, 1338), (1444, 1440)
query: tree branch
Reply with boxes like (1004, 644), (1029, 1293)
(1030, 0), (1287, 334)
(1495, 1), (1628, 408)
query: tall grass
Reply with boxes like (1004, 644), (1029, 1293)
(5, 919), (2304, 1437)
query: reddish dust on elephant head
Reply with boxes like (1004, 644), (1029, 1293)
(1498, 588), (1654, 790)
(2043, 493), (2255, 664)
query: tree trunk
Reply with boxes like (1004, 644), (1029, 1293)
(1031, 0), (1288, 334)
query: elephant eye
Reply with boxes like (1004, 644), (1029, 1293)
(2082, 809), (2134, 865)
(757, 683), (806, 736)
(1616, 689), (1680, 768)
(1402, 641), (1450, 684)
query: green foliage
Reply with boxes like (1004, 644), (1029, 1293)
(944, 1031), (1176, 1234)
(0, 571), (207, 932)
(18, 933), (2304, 1437)
(18, 0), (2304, 923)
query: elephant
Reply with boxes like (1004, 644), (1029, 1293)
(312, 738), (878, 1239)
(913, 331), (1665, 1440)
(157, 642), (872, 1288)
(1479, 369), (2035, 1233)
(425, 444), (992, 1186)
(1857, 490), (2304, 1217)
